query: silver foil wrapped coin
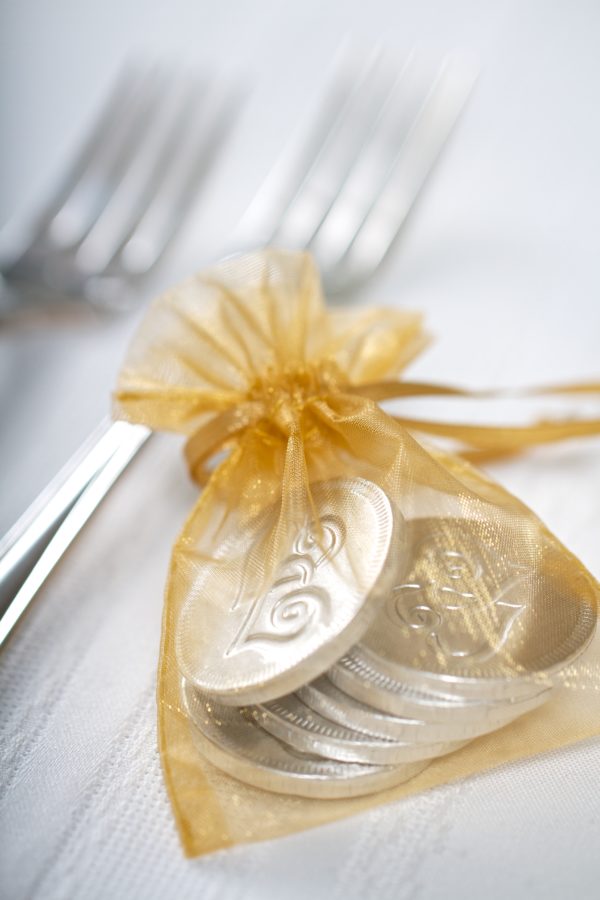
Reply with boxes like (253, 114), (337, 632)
(298, 676), (550, 743)
(182, 680), (430, 799)
(343, 516), (596, 703)
(252, 693), (467, 764)
(177, 478), (401, 705)
(330, 651), (552, 724)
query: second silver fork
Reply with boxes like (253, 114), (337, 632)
(0, 64), (239, 316)
(0, 50), (476, 647)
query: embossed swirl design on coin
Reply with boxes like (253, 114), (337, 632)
(252, 694), (467, 764)
(298, 676), (548, 743)
(176, 478), (399, 705)
(181, 680), (430, 799)
(340, 516), (597, 702)
(225, 513), (344, 656)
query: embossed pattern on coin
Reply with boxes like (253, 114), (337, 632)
(347, 516), (597, 701)
(253, 694), (467, 764)
(177, 478), (400, 705)
(181, 680), (430, 798)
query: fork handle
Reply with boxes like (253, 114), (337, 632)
(0, 420), (150, 647)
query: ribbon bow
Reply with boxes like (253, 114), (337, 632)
(115, 248), (600, 480)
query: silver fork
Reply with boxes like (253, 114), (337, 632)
(0, 63), (240, 316)
(0, 50), (476, 647)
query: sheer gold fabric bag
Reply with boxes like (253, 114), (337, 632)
(114, 249), (600, 857)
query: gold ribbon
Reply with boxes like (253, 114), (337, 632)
(181, 379), (600, 481)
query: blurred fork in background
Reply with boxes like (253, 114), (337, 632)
(0, 63), (241, 318)
(0, 48), (477, 647)
(232, 48), (475, 296)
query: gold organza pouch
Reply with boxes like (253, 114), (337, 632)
(114, 248), (600, 857)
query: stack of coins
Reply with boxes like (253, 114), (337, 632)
(180, 479), (596, 799)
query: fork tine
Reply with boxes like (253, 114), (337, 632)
(47, 67), (171, 250)
(117, 82), (242, 277)
(324, 56), (477, 292)
(3, 66), (148, 280)
(15, 64), (145, 247)
(228, 44), (363, 252)
(79, 85), (240, 309)
(74, 76), (208, 274)
(271, 50), (401, 250)
(308, 54), (427, 263)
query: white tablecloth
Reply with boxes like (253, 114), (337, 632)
(1, 1), (600, 897)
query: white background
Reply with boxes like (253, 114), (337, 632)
(1, 1), (600, 898)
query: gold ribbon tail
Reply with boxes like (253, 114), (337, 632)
(392, 415), (600, 459)
(345, 378), (600, 459)
(349, 379), (600, 402)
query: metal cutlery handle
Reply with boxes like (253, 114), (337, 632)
(0, 421), (149, 647)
